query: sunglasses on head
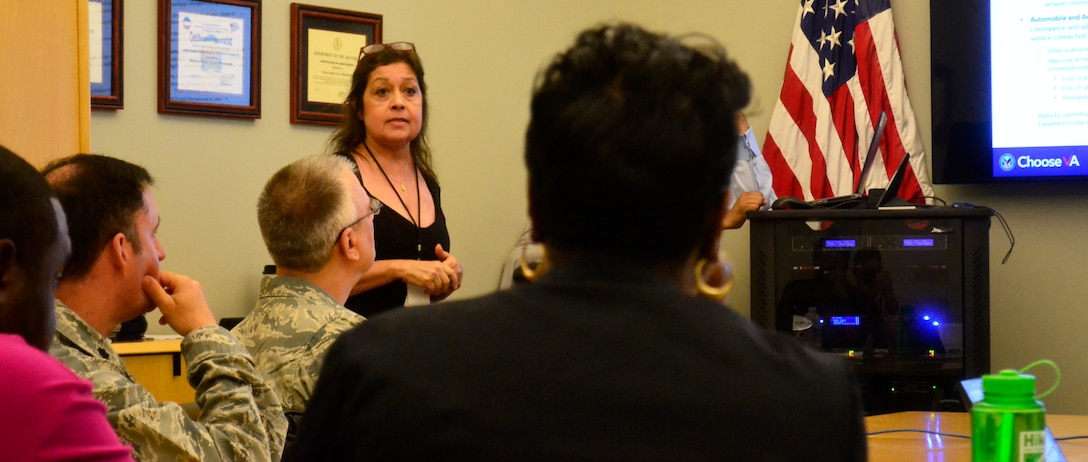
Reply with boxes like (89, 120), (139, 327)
(358, 42), (416, 60)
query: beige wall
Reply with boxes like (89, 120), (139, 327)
(92, 1), (1088, 414)
(2, 0), (89, 165)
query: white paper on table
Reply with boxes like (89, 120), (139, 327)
(405, 284), (430, 307)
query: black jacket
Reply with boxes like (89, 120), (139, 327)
(287, 261), (867, 462)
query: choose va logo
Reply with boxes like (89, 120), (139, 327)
(999, 153), (1015, 172)
(1016, 154), (1080, 169)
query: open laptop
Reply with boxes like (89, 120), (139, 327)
(854, 112), (889, 197)
(811, 112), (888, 207)
(771, 112), (888, 210)
(959, 377), (1067, 461)
(870, 151), (912, 209)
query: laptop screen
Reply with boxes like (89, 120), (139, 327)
(854, 112), (888, 196)
(876, 153), (911, 208)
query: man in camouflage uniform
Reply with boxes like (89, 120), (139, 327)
(232, 155), (372, 442)
(43, 154), (287, 461)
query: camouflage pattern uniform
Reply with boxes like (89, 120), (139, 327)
(231, 275), (364, 414)
(50, 300), (288, 462)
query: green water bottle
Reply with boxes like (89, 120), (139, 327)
(971, 367), (1053, 461)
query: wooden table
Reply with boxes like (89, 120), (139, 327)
(867, 411), (1088, 461)
(112, 337), (195, 403)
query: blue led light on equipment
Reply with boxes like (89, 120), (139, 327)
(824, 239), (856, 248)
(903, 238), (935, 247)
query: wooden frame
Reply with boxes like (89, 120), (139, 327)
(290, 3), (382, 126)
(90, 0), (124, 109)
(158, 0), (261, 118)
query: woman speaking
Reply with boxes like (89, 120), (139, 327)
(328, 42), (462, 318)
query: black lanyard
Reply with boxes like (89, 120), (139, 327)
(362, 144), (422, 259)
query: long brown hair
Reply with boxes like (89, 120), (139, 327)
(327, 46), (437, 184)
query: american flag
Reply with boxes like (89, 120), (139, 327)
(762, 0), (933, 203)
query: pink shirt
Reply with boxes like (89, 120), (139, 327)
(0, 334), (132, 461)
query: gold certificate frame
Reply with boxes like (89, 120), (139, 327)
(290, 3), (382, 126)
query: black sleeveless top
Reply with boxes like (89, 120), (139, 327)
(340, 154), (451, 318)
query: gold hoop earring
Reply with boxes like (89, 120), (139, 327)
(694, 254), (734, 301)
(519, 243), (549, 282)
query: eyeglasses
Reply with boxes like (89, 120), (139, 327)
(358, 42), (416, 60)
(334, 197), (382, 245)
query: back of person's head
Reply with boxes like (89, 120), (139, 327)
(329, 42), (435, 181)
(42, 154), (153, 281)
(853, 248), (882, 267)
(0, 145), (65, 350)
(851, 248), (883, 281)
(258, 155), (357, 273)
(525, 23), (750, 263)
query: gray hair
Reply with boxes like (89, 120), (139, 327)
(258, 155), (357, 272)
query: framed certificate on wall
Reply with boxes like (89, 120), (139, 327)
(90, 0), (123, 109)
(290, 3), (382, 126)
(158, 0), (261, 118)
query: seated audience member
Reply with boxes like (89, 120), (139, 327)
(232, 155), (372, 441)
(0, 145), (133, 461)
(286, 23), (866, 461)
(43, 154), (287, 461)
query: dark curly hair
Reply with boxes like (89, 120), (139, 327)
(0, 145), (58, 276)
(525, 23), (751, 263)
